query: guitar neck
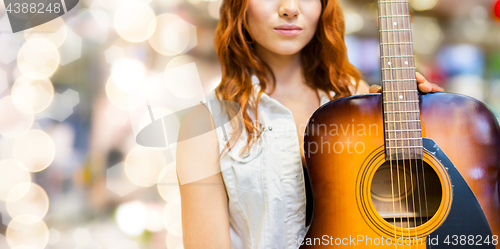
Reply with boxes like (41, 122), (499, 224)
(378, 0), (423, 160)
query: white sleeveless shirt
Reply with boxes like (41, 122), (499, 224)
(202, 75), (336, 249)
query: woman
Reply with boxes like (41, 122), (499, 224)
(176, 0), (443, 248)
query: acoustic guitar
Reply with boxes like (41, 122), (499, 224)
(300, 0), (500, 248)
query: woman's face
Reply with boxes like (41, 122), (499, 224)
(246, 0), (322, 56)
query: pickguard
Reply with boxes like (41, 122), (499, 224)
(424, 138), (495, 248)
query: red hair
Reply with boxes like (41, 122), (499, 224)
(214, 0), (361, 156)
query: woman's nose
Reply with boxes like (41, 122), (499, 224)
(279, 0), (300, 18)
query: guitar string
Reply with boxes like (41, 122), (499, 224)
(421, 121), (430, 232)
(388, 1), (406, 246)
(392, 0), (406, 241)
(381, 1), (398, 248)
(398, 0), (421, 233)
(398, 0), (429, 234)
(393, 3), (419, 245)
(389, 1), (405, 247)
(407, 1), (425, 228)
(383, 1), (398, 244)
(409, 0), (429, 228)
(397, 1), (416, 245)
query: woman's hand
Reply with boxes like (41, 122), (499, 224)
(368, 72), (444, 93)
(415, 72), (444, 93)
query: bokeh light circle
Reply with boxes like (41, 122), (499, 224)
(24, 17), (67, 48)
(163, 199), (182, 237)
(158, 0), (182, 8)
(11, 75), (54, 114)
(344, 12), (364, 34)
(6, 183), (50, 223)
(148, 14), (190, 56)
(115, 201), (148, 236)
(145, 203), (165, 232)
(105, 76), (147, 110)
(157, 163), (181, 202)
(165, 55), (196, 71)
(124, 146), (167, 187)
(495, 0), (500, 20)
(13, 129), (55, 172)
(208, 0), (222, 20)
(0, 96), (34, 137)
(114, 1), (157, 43)
(11, 246), (41, 249)
(164, 56), (203, 99)
(410, 0), (438, 11)
(0, 159), (31, 201)
(17, 37), (60, 79)
(167, 219), (183, 238)
(111, 58), (146, 93)
(6, 215), (49, 249)
(166, 232), (184, 249)
(164, 62), (202, 99)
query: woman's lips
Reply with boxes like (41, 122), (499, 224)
(274, 25), (303, 36)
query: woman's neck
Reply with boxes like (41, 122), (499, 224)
(255, 44), (305, 95)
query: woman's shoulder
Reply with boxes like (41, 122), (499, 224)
(177, 97), (221, 185)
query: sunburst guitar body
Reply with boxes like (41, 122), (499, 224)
(300, 1), (500, 248)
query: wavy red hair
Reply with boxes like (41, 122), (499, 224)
(214, 0), (361, 156)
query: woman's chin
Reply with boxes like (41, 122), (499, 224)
(254, 40), (308, 57)
(267, 45), (304, 56)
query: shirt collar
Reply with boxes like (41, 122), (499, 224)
(251, 75), (334, 106)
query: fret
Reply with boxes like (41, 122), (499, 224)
(385, 120), (421, 123)
(386, 146), (423, 149)
(385, 120), (421, 125)
(386, 138), (422, 141)
(380, 32), (413, 38)
(383, 95), (419, 100)
(379, 1), (409, 3)
(381, 67), (415, 70)
(384, 90), (418, 93)
(383, 97), (419, 102)
(385, 122), (421, 128)
(386, 139), (423, 144)
(385, 120), (419, 126)
(383, 94), (419, 98)
(382, 79), (416, 82)
(380, 29), (412, 32)
(381, 55), (414, 59)
(379, 36), (414, 47)
(385, 100), (419, 103)
(380, 42), (413, 45)
(384, 115), (421, 121)
(384, 110), (420, 113)
(385, 129), (421, 132)
(383, 99), (418, 104)
(379, 15), (411, 18)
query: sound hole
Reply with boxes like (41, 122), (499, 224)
(370, 160), (442, 228)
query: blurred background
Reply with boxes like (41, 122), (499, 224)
(0, 0), (499, 248)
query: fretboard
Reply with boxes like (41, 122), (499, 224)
(378, 0), (423, 161)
